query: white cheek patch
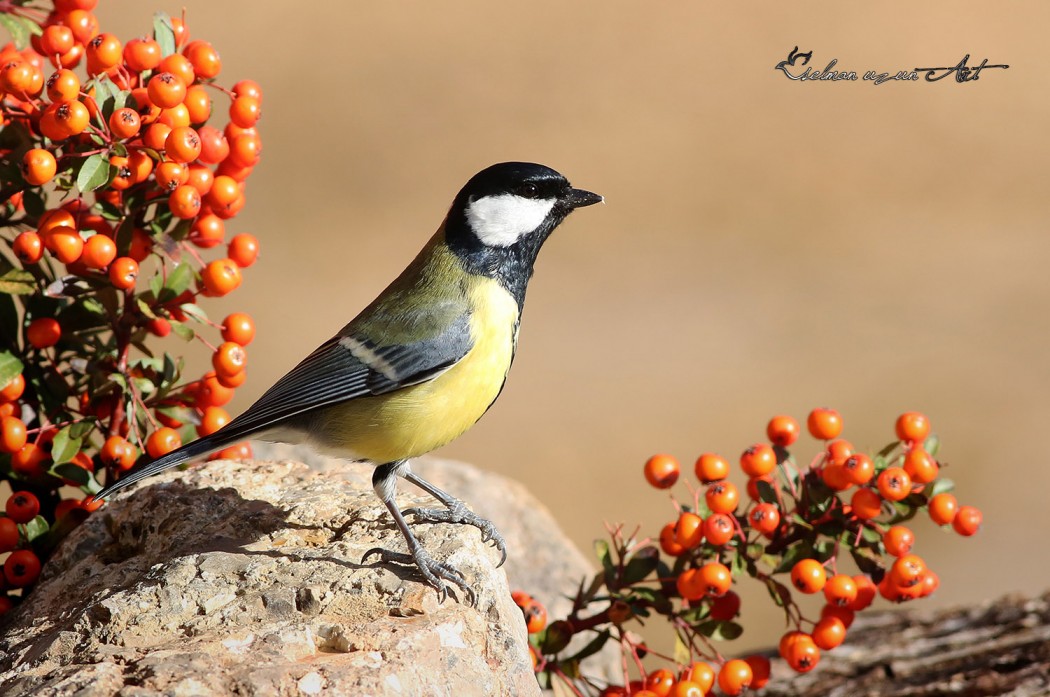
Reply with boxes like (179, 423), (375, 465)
(465, 194), (556, 247)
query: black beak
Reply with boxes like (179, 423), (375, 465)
(563, 188), (603, 209)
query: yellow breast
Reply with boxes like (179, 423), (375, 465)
(309, 275), (519, 464)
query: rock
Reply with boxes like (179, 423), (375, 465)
(0, 456), (571, 696)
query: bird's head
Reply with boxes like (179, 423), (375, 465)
(445, 163), (601, 298)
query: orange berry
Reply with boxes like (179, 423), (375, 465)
(744, 655), (771, 689)
(146, 427), (182, 458)
(53, 98), (90, 136)
(188, 213), (224, 248)
(876, 466), (912, 502)
(11, 442), (48, 477)
(790, 558), (827, 594)
(821, 463), (852, 491)
(928, 492), (958, 525)
(108, 256), (139, 290)
(739, 442), (776, 477)
(784, 634), (820, 673)
(164, 125), (202, 163)
(6, 490), (40, 523)
(108, 107), (141, 139)
(0, 416), (28, 454)
(100, 435), (137, 470)
(673, 511), (704, 549)
(13, 231), (43, 264)
(216, 368), (247, 388)
(643, 453), (679, 489)
(168, 184), (201, 219)
(197, 125), (228, 164)
(232, 79), (262, 102)
(903, 447), (939, 484)
(682, 662), (715, 693)
(659, 521), (686, 556)
(81, 233), (117, 269)
(670, 682), (703, 697)
(825, 438), (854, 467)
(698, 561), (732, 597)
(45, 67), (80, 101)
(228, 233), (259, 268)
(221, 312), (255, 345)
(522, 599), (547, 634)
(155, 160), (188, 191)
(807, 407), (842, 440)
(207, 174), (239, 207)
(158, 53), (194, 86)
(850, 487), (883, 520)
(227, 131), (261, 167)
(889, 554), (926, 588)
(41, 25), (75, 57)
(746, 473), (775, 501)
(211, 442), (251, 460)
(842, 453), (874, 485)
(644, 668), (674, 697)
(823, 573), (858, 607)
(717, 659), (753, 696)
(849, 575), (877, 611)
(882, 525), (915, 557)
(812, 615), (847, 650)
(694, 452), (729, 483)
(212, 341), (247, 378)
(676, 567), (705, 601)
(147, 72), (186, 109)
(62, 9), (99, 43)
(183, 39), (221, 80)
(185, 163), (214, 195)
(142, 121), (172, 150)
(952, 505), (982, 536)
(895, 411), (930, 443)
(21, 148), (57, 185)
(703, 513), (735, 546)
(184, 83), (212, 124)
(709, 589), (741, 620)
(4, 548), (42, 587)
(85, 32), (122, 73)
(820, 602), (855, 629)
(127, 150), (153, 183)
(747, 502), (780, 536)
(766, 414), (800, 446)
(0, 517), (19, 553)
(123, 37), (161, 71)
(705, 480), (739, 514)
(26, 317), (61, 348)
(229, 95), (261, 128)
(196, 371), (234, 407)
(1, 373), (25, 401)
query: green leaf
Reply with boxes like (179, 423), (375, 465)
(673, 632), (691, 665)
(924, 433), (940, 457)
(50, 426), (83, 465)
(22, 515), (50, 543)
(774, 541), (814, 574)
(622, 545), (659, 585)
(0, 13), (39, 50)
(0, 351), (24, 390)
(565, 630), (610, 663)
(179, 303), (207, 323)
(170, 320), (195, 341)
(164, 262), (195, 297)
(53, 462), (90, 485)
(0, 268), (35, 295)
(927, 477), (954, 497)
(594, 539), (613, 574)
(76, 153), (113, 193)
(131, 376), (156, 396)
(850, 546), (884, 580)
(696, 619), (743, 641)
(756, 478), (779, 504)
(22, 188), (45, 218)
(153, 12), (177, 58)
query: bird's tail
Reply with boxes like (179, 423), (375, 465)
(95, 431), (245, 500)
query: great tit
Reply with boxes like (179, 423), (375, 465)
(97, 162), (602, 602)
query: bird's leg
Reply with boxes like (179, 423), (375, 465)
(400, 468), (508, 567)
(361, 460), (476, 604)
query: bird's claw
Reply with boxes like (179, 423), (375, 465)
(402, 502), (508, 567)
(362, 546), (476, 606)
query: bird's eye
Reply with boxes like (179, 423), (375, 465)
(518, 183), (539, 198)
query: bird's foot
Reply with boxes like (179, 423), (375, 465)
(402, 501), (508, 567)
(362, 545), (476, 606)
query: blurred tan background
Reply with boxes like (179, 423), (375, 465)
(94, 2), (1050, 652)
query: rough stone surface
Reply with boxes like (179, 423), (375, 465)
(0, 455), (598, 696)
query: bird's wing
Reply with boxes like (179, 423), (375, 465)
(97, 303), (474, 498)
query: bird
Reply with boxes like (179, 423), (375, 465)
(97, 161), (603, 603)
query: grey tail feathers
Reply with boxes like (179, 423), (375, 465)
(95, 431), (243, 500)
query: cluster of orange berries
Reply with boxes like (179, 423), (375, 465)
(0, 0), (262, 612)
(526, 409), (980, 695)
